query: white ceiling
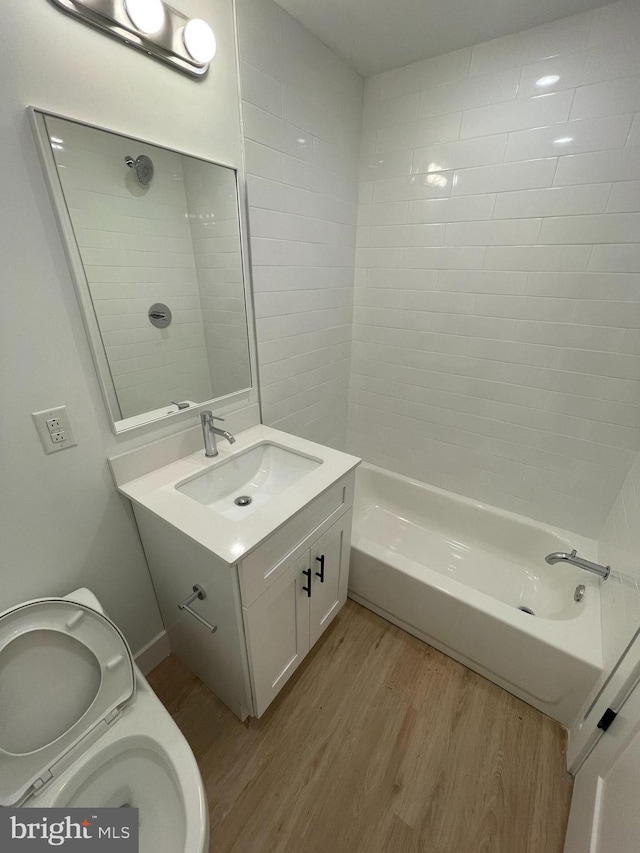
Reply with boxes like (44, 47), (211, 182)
(274, 0), (614, 76)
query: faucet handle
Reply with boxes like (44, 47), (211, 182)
(199, 410), (224, 422)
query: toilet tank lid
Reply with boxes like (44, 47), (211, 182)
(0, 597), (135, 807)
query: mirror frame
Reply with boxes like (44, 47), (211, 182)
(29, 106), (260, 434)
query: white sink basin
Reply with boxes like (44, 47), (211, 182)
(175, 442), (322, 520)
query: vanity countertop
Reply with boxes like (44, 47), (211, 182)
(110, 425), (360, 565)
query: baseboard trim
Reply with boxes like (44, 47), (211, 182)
(134, 630), (171, 675)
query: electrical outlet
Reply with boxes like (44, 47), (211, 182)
(32, 406), (77, 455)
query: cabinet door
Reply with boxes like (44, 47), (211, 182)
(243, 552), (311, 717)
(309, 510), (352, 647)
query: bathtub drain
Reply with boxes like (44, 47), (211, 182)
(518, 606), (535, 616)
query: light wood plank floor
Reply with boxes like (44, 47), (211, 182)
(148, 600), (573, 853)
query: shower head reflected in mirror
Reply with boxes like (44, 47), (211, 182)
(125, 154), (154, 185)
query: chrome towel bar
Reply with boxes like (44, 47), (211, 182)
(178, 584), (218, 633)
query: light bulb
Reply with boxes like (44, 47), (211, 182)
(183, 18), (217, 64)
(124, 0), (165, 35)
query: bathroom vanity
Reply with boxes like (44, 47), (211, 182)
(33, 106), (361, 722)
(110, 424), (359, 720)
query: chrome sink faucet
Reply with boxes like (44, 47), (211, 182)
(545, 549), (610, 579)
(200, 411), (236, 458)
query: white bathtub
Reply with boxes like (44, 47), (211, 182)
(349, 463), (603, 727)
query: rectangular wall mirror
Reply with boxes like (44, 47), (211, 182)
(31, 109), (257, 433)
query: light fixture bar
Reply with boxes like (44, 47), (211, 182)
(48, 0), (214, 78)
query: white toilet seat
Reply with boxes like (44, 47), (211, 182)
(0, 597), (135, 807)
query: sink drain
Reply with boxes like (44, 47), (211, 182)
(234, 495), (252, 507)
(518, 606), (535, 616)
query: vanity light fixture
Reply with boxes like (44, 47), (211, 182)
(183, 18), (217, 64)
(48, 0), (216, 78)
(123, 0), (165, 34)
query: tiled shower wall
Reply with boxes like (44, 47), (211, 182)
(184, 159), (251, 399)
(236, 0), (362, 449)
(48, 116), (214, 419)
(348, 0), (640, 536)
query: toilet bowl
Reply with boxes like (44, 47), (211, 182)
(0, 588), (209, 853)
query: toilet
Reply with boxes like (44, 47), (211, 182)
(0, 588), (209, 853)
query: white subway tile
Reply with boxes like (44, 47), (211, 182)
(540, 213), (640, 244)
(407, 194), (496, 223)
(378, 48), (471, 100)
(373, 173), (453, 203)
(252, 237), (354, 267)
(247, 174), (312, 216)
(360, 151), (413, 182)
(376, 113), (462, 153)
(505, 115), (632, 162)
(589, 244), (640, 273)
(452, 158), (557, 196)
(358, 202), (409, 226)
(412, 134), (507, 174)
(444, 218), (541, 246)
(554, 146), (640, 185)
(469, 13), (593, 76)
(242, 103), (312, 161)
(461, 92), (573, 139)
(437, 269), (529, 294)
(608, 181), (640, 213)
(356, 247), (404, 268)
(244, 140), (282, 181)
(518, 40), (640, 99)
(404, 246), (486, 269)
(365, 268), (440, 289)
(359, 182), (374, 205)
(250, 208), (355, 245)
(240, 62), (282, 116)
(627, 114), (640, 147)
(484, 244), (592, 271)
(559, 348), (640, 381)
(525, 271), (640, 301)
(312, 194), (358, 226)
(571, 76), (640, 121)
(419, 69), (519, 117)
(572, 300), (640, 330)
(474, 294), (575, 321)
(355, 288), (475, 314)
(360, 129), (376, 158)
(362, 93), (420, 129)
(494, 184), (610, 219)
(369, 223), (445, 247)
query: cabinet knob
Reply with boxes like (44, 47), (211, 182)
(315, 554), (325, 583)
(302, 568), (312, 597)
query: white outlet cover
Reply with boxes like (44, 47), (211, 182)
(32, 406), (77, 454)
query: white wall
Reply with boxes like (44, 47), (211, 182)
(0, 0), (245, 654)
(236, 0), (362, 450)
(348, 0), (640, 536)
(597, 452), (640, 685)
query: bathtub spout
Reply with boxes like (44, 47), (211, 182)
(545, 549), (610, 579)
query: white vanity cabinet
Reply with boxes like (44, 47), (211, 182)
(133, 470), (355, 721)
(243, 510), (352, 716)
